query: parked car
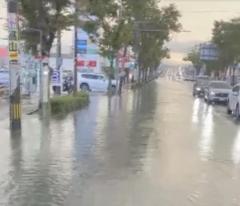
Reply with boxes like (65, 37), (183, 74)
(204, 81), (231, 104)
(193, 75), (209, 97)
(78, 73), (116, 92)
(227, 84), (240, 118)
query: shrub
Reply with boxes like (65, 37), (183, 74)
(50, 92), (89, 114)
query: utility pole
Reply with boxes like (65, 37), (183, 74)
(39, 37), (50, 113)
(117, 0), (124, 94)
(55, 29), (62, 95)
(7, 0), (21, 131)
(73, 2), (79, 95)
(56, 30), (62, 69)
(39, 56), (50, 116)
(133, 22), (141, 83)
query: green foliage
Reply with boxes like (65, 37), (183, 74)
(136, 3), (181, 74)
(184, 46), (223, 75)
(50, 92), (89, 114)
(212, 18), (240, 67)
(84, 0), (181, 80)
(184, 48), (203, 74)
(19, 0), (86, 55)
(20, 0), (181, 76)
(204, 60), (222, 75)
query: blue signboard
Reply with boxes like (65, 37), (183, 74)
(200, 43), (219, 61)
(77, 40), (87, 49)
(77, 48), (87, 54)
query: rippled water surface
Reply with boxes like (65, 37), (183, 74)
(0, 80), (240, 206)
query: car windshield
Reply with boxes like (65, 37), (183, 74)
(210, 82), (231, 89)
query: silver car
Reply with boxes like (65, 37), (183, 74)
(204, 81), (232, 104)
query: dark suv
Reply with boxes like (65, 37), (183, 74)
(193, 75), (209, 97)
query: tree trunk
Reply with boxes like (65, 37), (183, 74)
(108, 56), (114, 92)
(138, 67), (141, 83)
(145, 68), (148, 82)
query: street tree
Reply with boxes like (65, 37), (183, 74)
(184, 46), (224, 77)
(183, 48), (203, 75)
(82, 0), (181, 85)
(83, 0), (134, 90)
(19, 0), (88, 56)
(134, 3), (181, 81)
(212, 18), (240, 75)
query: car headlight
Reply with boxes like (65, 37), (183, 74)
(210, 91), (215, 96)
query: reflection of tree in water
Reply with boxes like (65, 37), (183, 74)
(8, 117), (75, 206)
(101, 82), (158, 176)
(211, 120), (238, 163)
(73, 96), (101, 161)
(12, 119), (55, 206)
(128, 82), (158, 172)
(6, 131), (23, 205)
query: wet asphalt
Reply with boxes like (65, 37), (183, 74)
(0, 78), (240, 206)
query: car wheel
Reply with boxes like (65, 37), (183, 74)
(235, 105), (240, 120)
(80, 83), (90, 92)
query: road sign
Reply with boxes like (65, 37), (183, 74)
(9, 51), (18, 61)
(77, 48), (87, 54)
(200, 43), (219, 61)
(77, 40), (87, 47)
(51, 70), (62, 86)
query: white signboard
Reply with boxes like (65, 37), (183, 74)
(51, 70), (62, 86)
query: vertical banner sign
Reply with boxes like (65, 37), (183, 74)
(7, 0), (21, 130)
(76, 29), (100, 72)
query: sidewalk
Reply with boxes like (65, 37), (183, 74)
(0, 94), (39, 121)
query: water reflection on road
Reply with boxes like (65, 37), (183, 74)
(200, 105), (214, 161)
(0, 79), (240, 205)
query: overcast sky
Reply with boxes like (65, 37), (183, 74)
(1, 0), (240, 66)
(161, 0), (240, 65)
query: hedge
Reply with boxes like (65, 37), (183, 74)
(50, 92), (89, 114)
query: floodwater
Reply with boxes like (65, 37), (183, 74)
(0, 79), (240, 206)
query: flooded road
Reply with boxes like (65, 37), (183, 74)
(0, 79), (240, 205)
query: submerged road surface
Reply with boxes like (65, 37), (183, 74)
(0, 79), (240, 206)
